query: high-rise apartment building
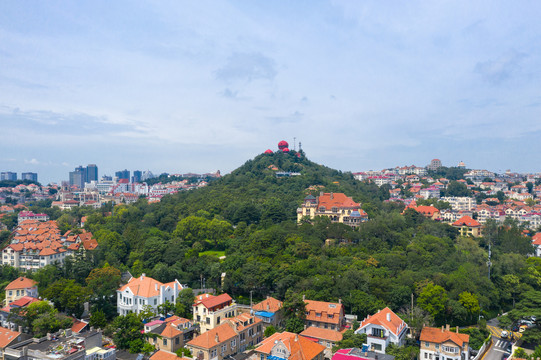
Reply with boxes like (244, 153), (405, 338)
(115, 169), (130, 180)
(1, 172), (17, 181)
(21, 172), (38, 182)
(132, 170), (142, 183)
(69, 164), (99, 188)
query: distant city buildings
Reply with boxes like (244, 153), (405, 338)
(20, 173), (38, 182)
(115, 169), (130, 180)
(1, 172), (17, 181)
(69, 164), (99, 189)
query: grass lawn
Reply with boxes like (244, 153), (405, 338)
(199, 250), (226, 258)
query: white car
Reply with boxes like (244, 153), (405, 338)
(500, 330), (509, 338)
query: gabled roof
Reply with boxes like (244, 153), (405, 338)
(452, 216), (481, 227)
(150, 350), (187, 360)
(194, 293), (232, 309)
(300, 327), (343, 342)
(187, 322), (237, 349)
(255, 331), (326, 360)
(71, 319), (88, 333)
(253, 297), (283, 313)
(118, 274), (178, 298)
(305, 300), (343, 325)
(0, 326), (21, 348)
(9, 296), (40, 308)
(318, 193), (360, 209)
(358, 307), (407, 337)
(532, 232), (541, 246)
(5, 277), (37, 290)
(420, 327), (469, 346)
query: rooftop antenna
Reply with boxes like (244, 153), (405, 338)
(294, 137), (296, 151)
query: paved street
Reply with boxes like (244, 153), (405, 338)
(481, 336), (512, 360)
(486, 325), (521, 342)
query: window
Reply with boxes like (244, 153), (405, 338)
(217, 316), (221, 324)
(221, 344), (227, 353)
(231, 339), (236, 348)
(425, 342), (430, 347)
(154, 299), (157, 305)
(163, 339), (167, 346)
(424, 353), (428, 359)
(211, 349), (217, 358)
(435, 344), (439, 350)
(176, 337), (180, 345)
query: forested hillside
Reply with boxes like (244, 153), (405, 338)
(7, 151), (541, 338)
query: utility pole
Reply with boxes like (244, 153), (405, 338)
(293, 137), (296, 151)
(411, 293), (414, 324)
(250, 290), (253, 310)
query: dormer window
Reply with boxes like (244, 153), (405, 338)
(316, 313), (321, 317)
(332, 207), (338, 213)
(319, 207), (326, 212)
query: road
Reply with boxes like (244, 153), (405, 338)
(481, 336), (512, 360)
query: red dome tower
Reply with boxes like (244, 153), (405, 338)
(282, 147), (290, 153)
(264, 149), (273, 154)
(278, 140), (289, 150)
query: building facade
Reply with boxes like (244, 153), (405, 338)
(193, 293), (238, 334)
(419, 326), (469, 360)
(355, 307), (409, 353)
(117, 274), (184, 315)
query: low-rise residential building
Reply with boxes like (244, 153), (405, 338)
(0, 326), (28, 358)
(440, 197), (475, 211)
(355, 307), (408, 353)
(300, 326), (343, 357)
(146, 317), (195, 354)
(297, 193), (367, 227)
(193, 293), (238, 334)
(4, 277), (38, 306)
(532, 233), (541, 257)
(117, 274), (184, 315)
(304, 297), (346, 331)
(412, 206), (440, 220)
(253, 296), (284, 328)
(452, 216), (482, 237)
(419, 326), (469, 360)
(0, 296), (41, 331)
(17, 211), (49, 225)
(252, 331), (325, 360)
(150, 350), (189, 360)
(187, 313), (263, 360)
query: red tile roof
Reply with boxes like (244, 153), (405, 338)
(195, 293), (233, 309)
(150, 350), (187, 360)
(255, 332), (326, 360)
(305, 300), (344, 325)
(318, 193), (360, 210)
(358, 307), (407, 337)
(532, 232), (541, 246)
(71, 319), (88, 333)
(420, 327), (469, 346)
(253, 297), (283, 313)
(187, 322), (237, 349)
(452, 216), (481, 227)
(300, 327), (343, 342)
(5, 277), (37, 290)
(0, 326), (21, 348)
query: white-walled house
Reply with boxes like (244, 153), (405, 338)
(117, 274), (184, 315)
(420, 326), (469, 360)
(355, 307), (408, 353)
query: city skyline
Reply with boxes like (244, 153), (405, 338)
(2, 1), (541, 184)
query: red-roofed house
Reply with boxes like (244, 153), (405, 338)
(413, 206), (440, 220)
(150, 350), (190, 360)
(355, 307), (409, 353)
(304, 297), (346, 331)
(4, 277), (38, 306)
(253, 296), (284, 328)
(193, 293), (238, 333)
(452, 216), (482, 237)
(532, 232), (541, 257)
(300, 326), (344, 357)
(187, 314), (263, 360)
(420, 326), (469, 360)
(117, 274), (184, 316)
(0, 326), (26, 352)
(252, 331), (325, 360)
(297, 193), (367, 227)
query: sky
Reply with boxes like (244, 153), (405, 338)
(1, 1), (541, 184)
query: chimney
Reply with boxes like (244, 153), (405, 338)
(295, 335), (298, 342)
(338, 298), (342, 304)
(446, 324), (450, 332)
(386, 313), (391, 322)
(456, 326), (459, 334)
(141, 273), (145, 280)
(215, 334), (219, 343)
(302, 295), (305, 301)
(267, 304), (270, 310)
(330, 192), (334, 199)
(18, 326), (22, 333)
(441, 326), (444, 332)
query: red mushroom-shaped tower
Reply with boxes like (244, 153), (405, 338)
(278, 140), (289, 150)
(264, 149), (273, 154)
(282, 147), (290, 153)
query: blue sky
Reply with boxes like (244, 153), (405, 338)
(1, 1), (541, 184)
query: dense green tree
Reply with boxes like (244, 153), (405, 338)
(418, 283), (448, 323)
